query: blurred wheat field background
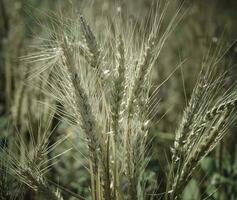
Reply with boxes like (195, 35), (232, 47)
(0, 0), (237, 200)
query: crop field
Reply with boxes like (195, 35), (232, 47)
(0, 0), (237, 200)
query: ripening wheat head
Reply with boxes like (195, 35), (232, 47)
(12, 1), (237, 200)
(21, 2), (184, 200)
(168, 48), (237, 200)
(0, 110), (68, 200)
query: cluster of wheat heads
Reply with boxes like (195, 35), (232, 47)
(1, 2), (237, 200)
(168, 50), (237, 199)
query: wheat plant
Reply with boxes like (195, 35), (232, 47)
(0, 1), (237, 200)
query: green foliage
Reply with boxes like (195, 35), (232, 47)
(182, 179), (200, 200)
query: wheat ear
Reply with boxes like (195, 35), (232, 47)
(79, 15), (101, 69)
(61, 38), (102, 199)
(111, 35), (126, 139)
